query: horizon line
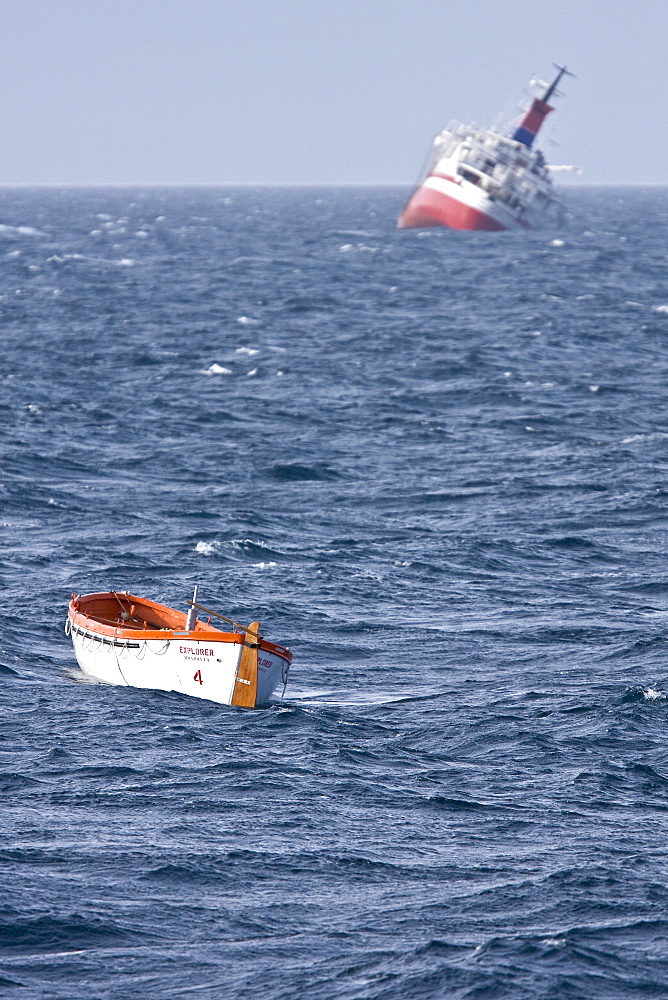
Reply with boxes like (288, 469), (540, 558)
(0, 181), (665, 189)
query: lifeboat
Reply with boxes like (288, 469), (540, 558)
(66, 589), (292, 708)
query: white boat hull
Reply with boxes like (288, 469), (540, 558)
(69, 620), (289, 705)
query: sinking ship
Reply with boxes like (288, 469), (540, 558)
(398, 65), (574, 232)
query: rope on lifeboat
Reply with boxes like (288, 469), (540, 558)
(281, 659), (290, 699)
(148, 639), (171, 656)
(112, 628), (132, 685)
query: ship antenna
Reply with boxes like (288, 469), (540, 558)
(541, 64), (575, 104)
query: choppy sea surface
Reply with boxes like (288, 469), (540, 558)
(2, 186), (668, 999)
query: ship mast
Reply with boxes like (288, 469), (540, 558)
(511, 64), (573, 148)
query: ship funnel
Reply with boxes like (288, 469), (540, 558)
(511, 64), (573, 148)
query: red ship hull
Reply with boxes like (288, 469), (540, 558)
(398, 185), (506, 232)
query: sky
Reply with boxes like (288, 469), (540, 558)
(0, 0), (665, 186)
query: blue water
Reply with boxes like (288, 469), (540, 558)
(2, 185), (668, 999)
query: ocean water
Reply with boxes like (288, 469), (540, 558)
(2, 185), (668, 999)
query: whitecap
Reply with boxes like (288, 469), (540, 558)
(204, 363), (232, 375)
(252, 561), (278, 569)
(232, 538), (273, 551)
(339, 244), (353, 252)
(644, 687), (665, 701)
(118, 258), (135, 267)
(195, 541), (220, 555)
(0, 224), (43, 236)
(653, 305), (668, 314)
(246, 368), (258, 377)
(589, 385), (600, 392)
(48, 253), (85, 264)
(237, 316), (258, 325)
(235, 347), (259, 356)
(622, 434), (645, 444)
(550, 239), (565, 247)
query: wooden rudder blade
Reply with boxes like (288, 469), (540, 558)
(231, 622), (261, 708)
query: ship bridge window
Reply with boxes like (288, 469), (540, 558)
(458, 168), (480, 186)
